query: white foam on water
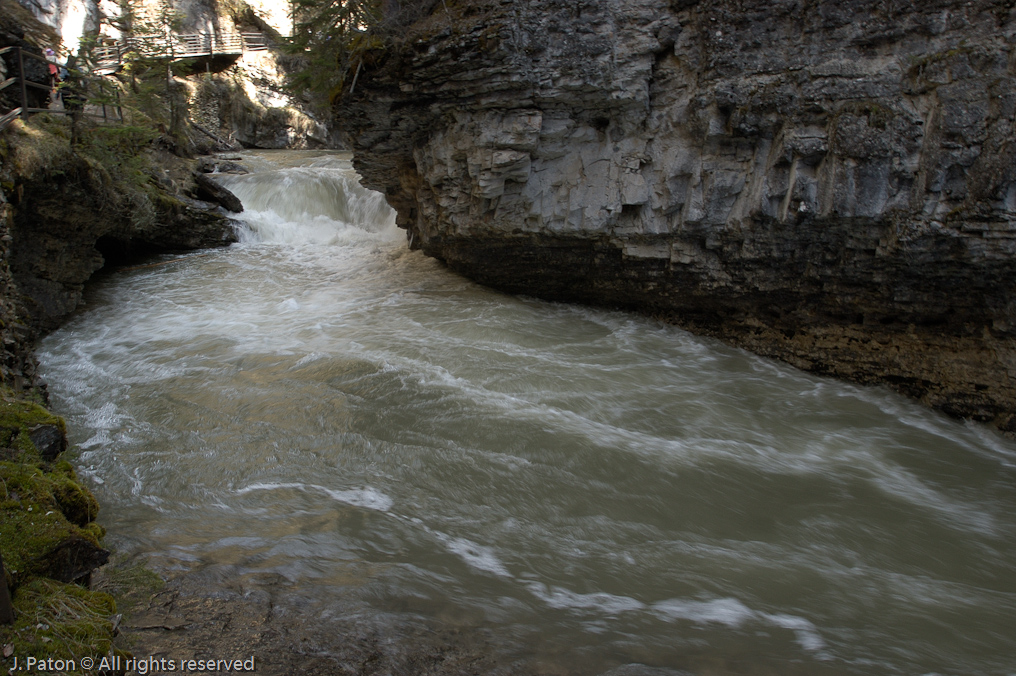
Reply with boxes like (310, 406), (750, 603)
(236, 482), (394, 512)
(443, 537), (513, 578)
(652, 598), (827, 653)
(395, 517), (514, 579)
(521, 583), (829, 655)
(526, 582), (647, 614)
(651, 597), (756, 626)
(867, 462), (998, 536)
(759, 612), (829, 653)
(83, 401), (129, 430)
(209, 154), (401, 248)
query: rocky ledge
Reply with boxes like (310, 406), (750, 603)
(1, 117), (242, 334)
(338, 0), (1016, 433)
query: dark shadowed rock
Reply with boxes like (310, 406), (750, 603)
(193, 172), (244, 213)
(0, 552), (13, 625)
(28, 424), (64, 461)
(27, 537), (109, 585)
(197, 157), (249, 175)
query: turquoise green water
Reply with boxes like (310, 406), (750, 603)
(38, 152), (1016, 675)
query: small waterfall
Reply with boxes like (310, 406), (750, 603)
(211, 151), (400, 246)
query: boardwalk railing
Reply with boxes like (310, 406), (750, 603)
(94, 31), (267, 72)
(0, 45), (51, 128)
(0, 45), (123, 133)
(0, 32), (266, 131)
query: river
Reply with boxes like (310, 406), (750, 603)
(36, 151), (1016, 675)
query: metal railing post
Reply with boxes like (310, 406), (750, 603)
(17, 48), (28, 119)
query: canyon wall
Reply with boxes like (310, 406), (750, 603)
(338, 0), (1016, 432)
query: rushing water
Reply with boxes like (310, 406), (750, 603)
(37, 152), (1016, 676)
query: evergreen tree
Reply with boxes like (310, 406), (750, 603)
(287, 0), (385, 103)
(287, 0), (441, 104)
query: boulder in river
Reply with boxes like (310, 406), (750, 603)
(193, 171), (244, 213)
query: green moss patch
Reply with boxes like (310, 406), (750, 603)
(0, 391), (66, 459)
(0, 388), (108, 587)
(0, 578), (117, 662)
(48, 462), (99, 527)
(0, 461), (106, 582)
(0, 389), (118, 669)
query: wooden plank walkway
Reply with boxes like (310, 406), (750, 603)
(93, 32), (267, 72)
(0, 33), (267, 131)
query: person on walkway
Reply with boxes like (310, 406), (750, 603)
(44, 48), (60, 104)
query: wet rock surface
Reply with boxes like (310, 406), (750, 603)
(27, 424), (64, 461)
(338, 0), (1016, 431)
(193, 171), (244, 213)
(197, 156), (250, 175)
(113, 570), (532, 676)
(25, 536), (108, 584)
(0, 193), (39, 394)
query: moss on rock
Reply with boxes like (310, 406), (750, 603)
(0, 389), (65, 458)
(49, 468), (99, 527)
(1, 578), (117, 662)
(0, 461), (108, 583)
(0, 389), (116, 668)
(0, 387), (108, 585)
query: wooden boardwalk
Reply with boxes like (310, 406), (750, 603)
(94, 32), (267, 72)
(0, 33), (269, 131)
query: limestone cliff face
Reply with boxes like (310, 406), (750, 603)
(187, 56), (336, 150)
(338, 0), (1016, 431)
(13, 0), (98, 53)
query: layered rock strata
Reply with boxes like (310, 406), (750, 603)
(338, 0), (1016, 431)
